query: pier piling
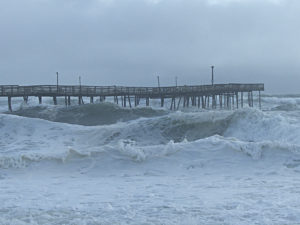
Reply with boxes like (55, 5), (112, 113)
(8, 96), (12, 112)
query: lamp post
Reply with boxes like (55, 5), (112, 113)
(211, 66), (214, 86)
(79, 76), (82, 91)
(78, 75), (82, 105)
(56, 72), (59, 93)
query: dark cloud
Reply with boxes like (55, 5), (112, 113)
(0, 0), (299, 93)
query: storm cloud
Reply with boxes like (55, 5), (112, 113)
(0, 0), (299, 93)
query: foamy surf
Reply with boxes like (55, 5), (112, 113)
(1, 96), (300, 224)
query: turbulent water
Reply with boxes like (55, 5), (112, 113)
(1, 95), (300, 224)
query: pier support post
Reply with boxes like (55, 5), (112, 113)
(23, 96), (28, 104)
(177, 97), (182, 110)
(8, 96), (12, 112)
(236, 92), (239, 109)
(248, 92), (253, 107)
(146, 97), (149, 106)
(134, 96), (137, 107)
(79, 96), (84, 105)
(227, 94), (230, 109)
(53, 96), (57, 105)
(68, 96), (71, 105)
(100, 96), (105, 102)
(161, 97), (164, 107)
(90, 96), (94, 104)
(192, 96), (196, 107)
(241, 92), (244, 108)
(38, 96), (42, 104)
(259, 91), (261, 109)
(207, 96), (210, 108)
(128, 95), (132, 108)
(248, 91), (252, 107)
(123, 96), (126, 107)
(173, 97), (176, 110)
(170, 97), (175, 110)
(248, 92), (250, 107)
(213, 95), (217, 109)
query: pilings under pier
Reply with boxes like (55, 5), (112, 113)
(1, 83), (264, 112)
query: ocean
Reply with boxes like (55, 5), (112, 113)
(0, 95), (300, 224)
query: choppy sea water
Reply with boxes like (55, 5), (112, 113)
(1, 95), (300, 224)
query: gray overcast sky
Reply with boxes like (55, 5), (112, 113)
(0, 0), (299, 93)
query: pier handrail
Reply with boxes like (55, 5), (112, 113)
(0, 83), (264, 97)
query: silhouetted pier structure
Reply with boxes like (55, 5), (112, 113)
(0, 83), (264, 112)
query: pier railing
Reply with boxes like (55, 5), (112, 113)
(0, 83), (264, 97)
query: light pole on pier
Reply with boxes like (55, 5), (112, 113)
(56, 72), (59, 92)
(175, 76), (178, 87)
(211, 66), (214, 86)
(157, 76), (160, 89)
(78, 75), (82, 105)
(79, 76), (82, 87)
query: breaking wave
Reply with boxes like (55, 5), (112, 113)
(6, 102), (167, 125)
(1, 105), (300, 169)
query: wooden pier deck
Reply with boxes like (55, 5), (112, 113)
(0, 83), (264, 111)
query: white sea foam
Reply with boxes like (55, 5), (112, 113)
(1, 96), (300, 224)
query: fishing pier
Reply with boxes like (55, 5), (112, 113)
(0, 83), (264, 112)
